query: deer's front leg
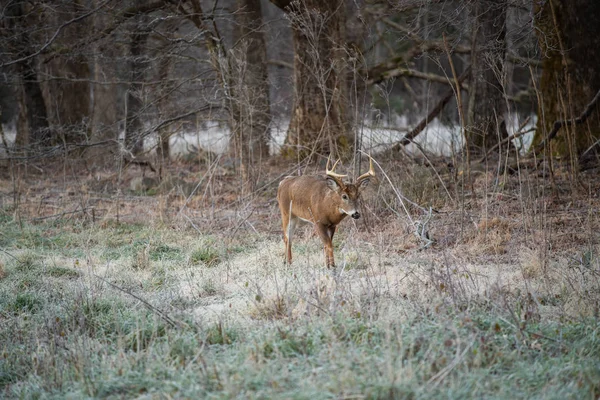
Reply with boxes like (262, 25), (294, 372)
(316, 223), (336, 268)
(284, 215), (297, 264)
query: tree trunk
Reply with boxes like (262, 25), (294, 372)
(20, 57), (50, 146)
(87, 0), (120, 165)
(271, 0), (352, 160)
(230, 0), (272, 189)
(156, 55), (172, 163)
(532, 0), (600, 159)
(42, 55), (91, 145)
(125, 17), (150, 156)
(36, 1), (91, 147)
(5, 2), (50, 148)
(465, 0), (508, 155)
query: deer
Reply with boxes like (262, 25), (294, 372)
(277, 157), (376, 268)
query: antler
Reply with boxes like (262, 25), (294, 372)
(326, 156), (348, 179)
(326, 156), (347, 188)
(356, 156), (376, 184)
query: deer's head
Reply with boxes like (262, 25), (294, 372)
(325, 156), (376, 220)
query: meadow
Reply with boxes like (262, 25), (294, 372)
(1, 158), (599, 399)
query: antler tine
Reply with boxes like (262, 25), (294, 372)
(326, 156), (348, 179)
(357, 155), (376, 183)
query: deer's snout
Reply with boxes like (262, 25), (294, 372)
(351, 211), (360, 219)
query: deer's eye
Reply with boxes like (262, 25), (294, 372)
(342, 194), (349, 201)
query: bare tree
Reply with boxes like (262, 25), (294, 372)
(40, 2), (91, 146)
(3, 1), (50, 148)
(0, 0), (556, 178)
(465, 0), (508, 155)
(125, 15), (152, 156)
(270, 0), (352, 160)
(229, 0), (272, 189)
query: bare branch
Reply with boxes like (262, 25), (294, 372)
(477, 117), (532, 162)
(267, 59), (294, 69)
(1, 0), (113, 67)
(42, 1), (167, 65)
(366, 41), (470, 85)
(269, 0), (294, 10)
(535, 88), (600, 153)
(391, 65), (471, 151)
(367, 66), (469, 87)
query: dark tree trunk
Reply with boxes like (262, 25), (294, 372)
(42, 56), (91, 144)
(156, 55), (172, 163)
(20, 58), (50, 146)
(125, 18), (150, 156)
(40, 1), (91, 146)
(5, 2), (50, 147)
(270, 0), (352, 160)
(87, 0), (120, 165)
(532, 0), (600, 159)
(466, 0), (508, 155)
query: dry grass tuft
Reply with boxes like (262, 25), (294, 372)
(469, 217), (513, 255)
(249, 294), (291, 320)
(0, 260), (5, 280)
(132, 245), (151, 270)
(519, 247), (544, 279)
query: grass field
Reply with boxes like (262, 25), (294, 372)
(1, 161), (600, 399)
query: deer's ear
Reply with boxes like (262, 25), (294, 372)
(326, 177), (342, 191)
(357, 178), (371, 190)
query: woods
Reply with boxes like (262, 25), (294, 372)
(0, 0), (598, 174)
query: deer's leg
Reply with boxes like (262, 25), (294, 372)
(327, 226), (337, 267)
(285, 215), (297, 264)
(280, 207), (289, 263)
(315, 223), (335, 268)
(279, 199), (294, 264)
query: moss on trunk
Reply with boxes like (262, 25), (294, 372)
(533, 0), (600, 158)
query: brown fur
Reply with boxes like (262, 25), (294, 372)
(277, 164), (374, 267)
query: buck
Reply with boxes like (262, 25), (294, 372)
(277, 157), (376, 268)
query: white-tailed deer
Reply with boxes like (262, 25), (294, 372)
(277, 157), (376, 268)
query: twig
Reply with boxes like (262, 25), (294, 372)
(0, 248), (18, 261)
(414, 207), (434, 249)
(359, 151), (420, 221)
(368, 66), (469, 87)
(357, 150), (433, 247)
(427, 337), (475, 387)
(1, 0), (112, 68)
(31, 207), (93, 222)
(94, 274), (185, 329)
(407, 140), (455, 204)
(443, 33), (468, 182)
(182, 213), (203, 234)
